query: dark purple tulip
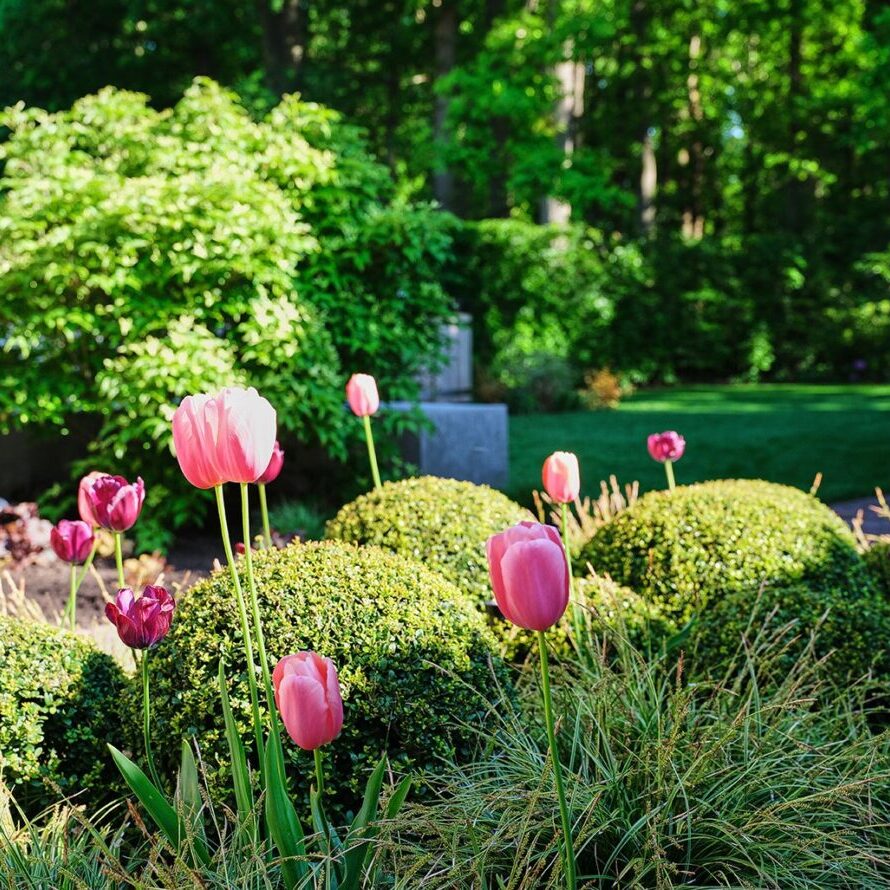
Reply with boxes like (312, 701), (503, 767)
(50, 519), (95, 564)
(105, 586), (175, 649)
(87, 475), (145, 532)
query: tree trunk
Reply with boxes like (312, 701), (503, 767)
(681, 33), (705, 239)
(257, 0), (308, 95)
(540, 46), (584, 224)
(433, 1), (458, 210)
(631, 0), (656, 235)
(785, 0), (805, 233)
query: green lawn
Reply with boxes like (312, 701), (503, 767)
(508, 384), (890, 505)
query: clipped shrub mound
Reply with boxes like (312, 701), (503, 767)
(864, 541), (890, 601)
(326, 476), (531, 610)
(0, 617), (126, 811)
(693, 580), (890, 681)
(577, 574), (677, 652)
(582, 479), (871, 622)
(148, 540), (511, 807)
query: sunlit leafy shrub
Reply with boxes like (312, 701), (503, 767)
(0, 617), (126, 812)
(0, 79), (455, 548)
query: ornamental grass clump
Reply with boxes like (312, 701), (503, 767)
(378, 621), (890, 888)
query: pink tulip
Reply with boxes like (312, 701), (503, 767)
(346, 374), (380, 417)
(647, 431), (686, 463)
(87, 475), (145, 532)
(172, 387), (277, 488)
(273, 651), (344, 751)
(486, 521), (570, 631)
(78, 471), (108, 526)
(50, 519), (95, 564)
(257, 440), (284, 485)
(105, 585), (175, 649)
(542, 451), (580, 504)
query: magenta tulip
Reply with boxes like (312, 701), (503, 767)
(273, 651), (344, 751)
(542, 451), (580, 504)
(486, 521), (570, 631)
(77, 471), (108, 527)
(257, 440), (284, 485)
(172, 387), (277, 487)
(105, 585), (175, 649)
(346, 374), (380, 418)
(87, 475), (145, 532)
(50, 519), (95, 564)
(647, 431), (686, 463)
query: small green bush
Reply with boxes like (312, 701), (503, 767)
(577, 574), (677, 653)
(582, 479), (871, 622)
(326, 476), (532, 612)
(864, 540), (890, 601)
(0, 617), (126, 811)
(147, 541), (511, 808)
(693, 580), (890, 682)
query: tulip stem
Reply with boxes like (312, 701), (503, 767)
(362, 415), (382, 490)
(258, 483), (273, 549)
(537, 631), (577, 890)
(664, 459), (676, 491)
(215, 485), (266, 777)
(141, 648), (163, 790)
(314, 748), (325, 799)
(560, 503), (584, 648)
(239, 484), (278, 715)
(75, 537), (100, 590)
(65, 564), (77, 630)
(113, 533), (125, 590)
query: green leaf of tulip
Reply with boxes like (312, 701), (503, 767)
(263, 731), (309, 888)
(218, 660), (255, 836)
(175, 740), (207, 854)
(108, 744), (211, 868)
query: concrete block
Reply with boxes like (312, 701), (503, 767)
(388, 401), (509, 489)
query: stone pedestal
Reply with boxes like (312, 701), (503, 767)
(388, 401), (509, 489)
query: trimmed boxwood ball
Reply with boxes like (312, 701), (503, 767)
(692, 580), (890, 681)
(147, 540), (511, 809)
(577, 574), (677, 652)
(325, 476), (532, 611)
(582, 479), (872, 623)
(0, 616), (126, 811)
(864, 541), (890, 601)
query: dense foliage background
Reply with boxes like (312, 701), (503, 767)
(3, 0), (889, 389)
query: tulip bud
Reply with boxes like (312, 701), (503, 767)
(78, 471), (108, 527)
(105, 585), (175, 649)
(542, 451), (581, 504)
(486, 521), (570, 631)
(346, 373), (380, 417)
(257, 440), (284, 485)
(172, 387), (278, 487)
(50, 519), (95, 564)
(273, 651), (344, 751)
(647, 431), (686, 463)
(87, 475), (145, 532)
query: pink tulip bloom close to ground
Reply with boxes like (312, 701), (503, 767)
(257, 440), (284, 485)
(273, 651), (344, 751)
(647, 431), (686, 463)
(87, 475), (145, 532)
(172, 386), (277, 488)
(346, 373), (380, 417)
(542, 451), (581, 504)
(105, 585), (175, 649)
(78, 471), (108, 527)
(486, 521), (570, 631)
(50, 519), (95, 564)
